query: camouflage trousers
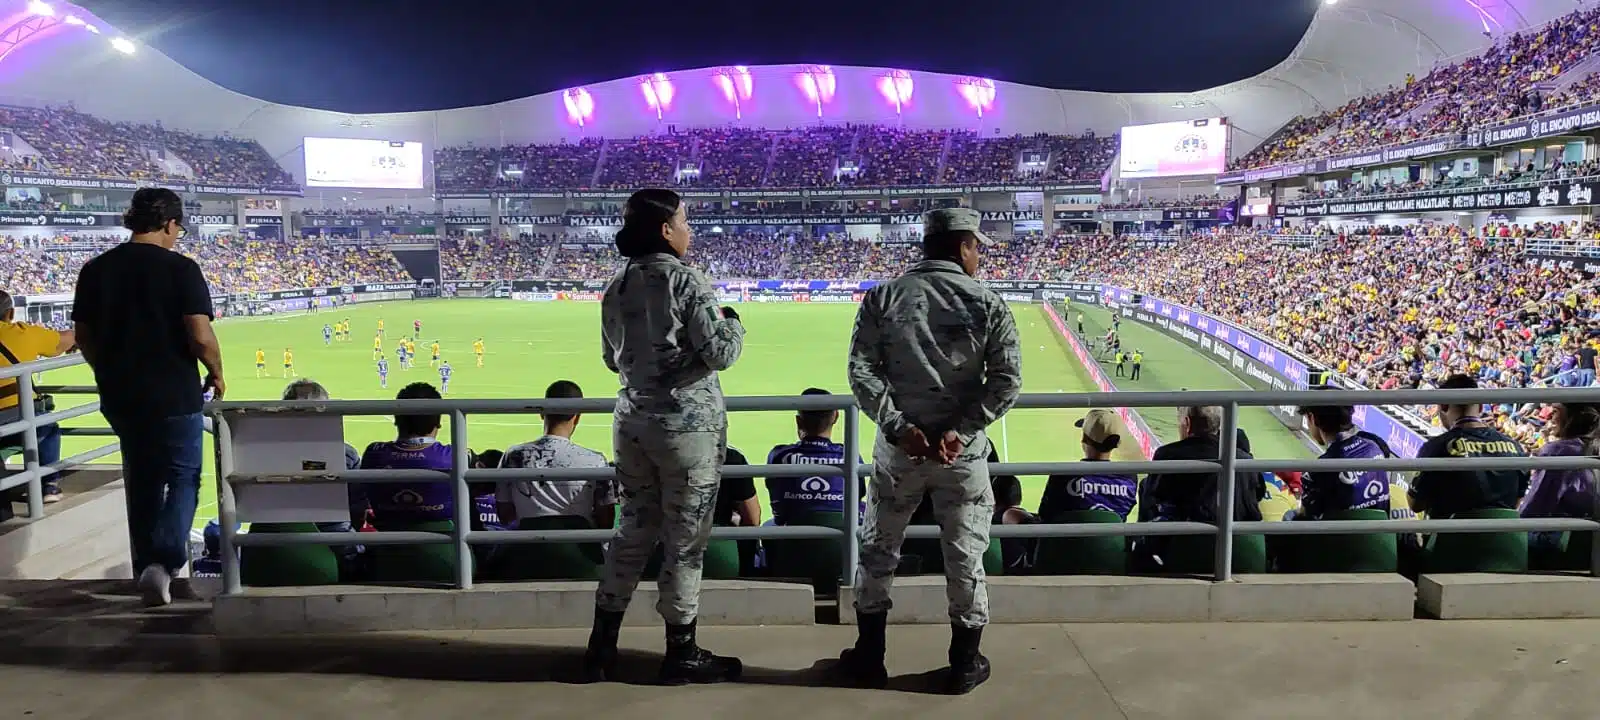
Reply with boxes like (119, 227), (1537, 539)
(854, 433), (994, 628)
(594, 424), (725, 625)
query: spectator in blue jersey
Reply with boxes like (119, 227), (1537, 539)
(1520, 402), (1599, 560)
(1291, 397), (1395, 520)
(190, 520), (228, 579)
(765, 388), (864, 525)
(1038, 409), (1138, 521)
(354, 382), (456, 530)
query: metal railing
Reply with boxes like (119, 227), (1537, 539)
(212, 385), (1600, 597)
(0, 353), (119, 519)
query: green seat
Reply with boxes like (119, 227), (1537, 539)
(1034, 510), (1128, 575)
(487, 515), (604, 581)
(367, 519), (460, 585)
(239, 522), (342, 587)
(641, 537), (743, 581)
(1161, 533), (1268, 575)
(763, 510), (848, 589)
(1423, 508), (1528, 574)
(1280, 509), (1398, 573)
(903, 532), (1005, 577)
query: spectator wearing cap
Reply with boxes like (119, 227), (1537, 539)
(1037, 409), (1137, 521)
(0, 288), (74, 508)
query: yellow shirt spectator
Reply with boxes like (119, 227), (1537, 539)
(0, 319), (69, 411)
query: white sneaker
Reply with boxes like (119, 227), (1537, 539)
(137, 564), (172, 607)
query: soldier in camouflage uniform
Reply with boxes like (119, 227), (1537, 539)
(837, 207), (1022, 695)
(582, 189), (746, 685)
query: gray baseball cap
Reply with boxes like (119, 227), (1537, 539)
(922, 207), (993, 245)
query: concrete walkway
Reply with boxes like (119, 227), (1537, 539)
(2, 581), (1597, 719)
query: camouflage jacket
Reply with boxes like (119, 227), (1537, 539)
(601, 252), (744, 432)
(847, 259), (1022, 458)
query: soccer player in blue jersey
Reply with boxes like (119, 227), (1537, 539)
(439, 360), (453, 395)
(765, 388), (863, 525)
(377, 356), (389, 389)
(322, 323), (333, 346)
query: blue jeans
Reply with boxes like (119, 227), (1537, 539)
(107, 412), (204, 574)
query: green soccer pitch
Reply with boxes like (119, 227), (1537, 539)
(42, 298), (1312, 528)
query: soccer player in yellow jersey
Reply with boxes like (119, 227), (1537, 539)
(473, 337), (485, 367)
(255, 348), (266, 378)
(430, 341), (441, 368)
(377, 318), (385, 339)
(282, 348), (295, 378)
(373, 333), (384, 359)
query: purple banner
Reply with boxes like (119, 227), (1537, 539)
(1101, 285), (1427, 458)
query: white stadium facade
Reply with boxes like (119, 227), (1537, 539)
(3, 0), (1584, 184)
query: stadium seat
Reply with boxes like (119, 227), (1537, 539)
(762, 510), (848, 589)
(1422, 508), (1528, 574)
(239, 522), (342, 587)
(367, 519), (461, 586)
(1275, 509), (1398, 573)
(903, 533), (1006, 577)
(1157, 532), (1268, 576)
(641, 538), (742, 581)
(1033, 510), (1128, 575)
(0, 444), (21, 522)
(1527, 528), (1595, 572)
(485, 515), (603, 581)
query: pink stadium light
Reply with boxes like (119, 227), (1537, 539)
(877, 69), (914, 116)
(563, 87), (595, 128)
(956, 77), (996, 119)
(795, 65), (837, 118)
(639, 72), (675, 121)
(713, 66), (754, 120)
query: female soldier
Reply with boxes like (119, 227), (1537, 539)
(582, 189), (746, 685)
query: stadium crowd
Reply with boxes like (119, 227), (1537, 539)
(432, 126), (1116, 191)
(1100, 194), (1231, 210)
(0, 105), (295, 187)
(1233, 5), (1600, 170)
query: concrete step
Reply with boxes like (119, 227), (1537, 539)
(0, 479), (130, 580)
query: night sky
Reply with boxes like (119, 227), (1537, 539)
(83, 0), (1318, 114)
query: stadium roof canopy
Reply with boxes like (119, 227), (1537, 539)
(0, 0), (1585, 186)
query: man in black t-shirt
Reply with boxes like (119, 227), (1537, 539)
(72, 188), (224, 608)
(715, 446), (760, 575)
(1410, 374), (1529, 519)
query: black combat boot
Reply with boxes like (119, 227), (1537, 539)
(579, 607), (625, 683)
(943, 623), (991, 695)
(834, 611), (889, 689)
(659, 620), (742, 685)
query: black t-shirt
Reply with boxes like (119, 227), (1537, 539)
(71, 242), (213, 419)
(714, 446), (758, 526)
(1581, 346), (1597, 371)
(1412, 424), (1529, 519)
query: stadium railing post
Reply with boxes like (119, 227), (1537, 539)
(1214, 402), (1239, 582)
(15, 372), (43, 519)
(215, 412), (243, 596)
(451, 410), (474, 590)
(843, 403), (861, 583)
